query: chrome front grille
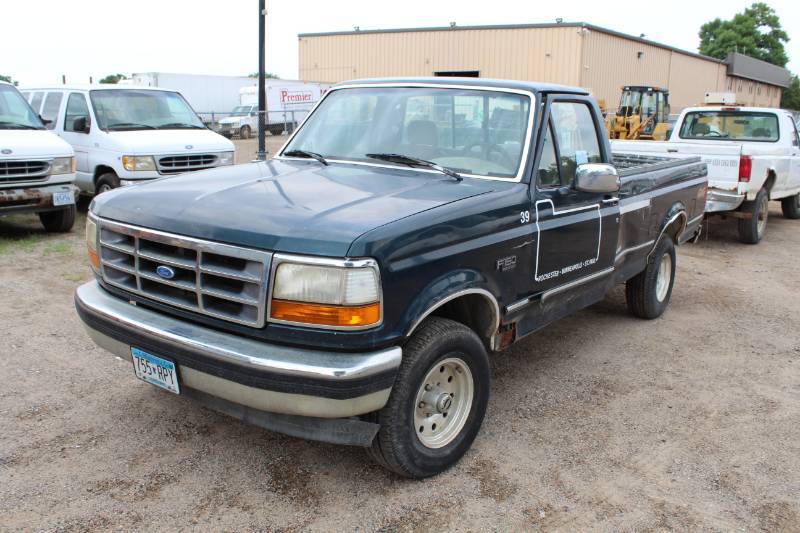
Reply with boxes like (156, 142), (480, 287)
(0, 160), (50, 183)
(157, 154), (218, 174)
(96, 218), (271, 327)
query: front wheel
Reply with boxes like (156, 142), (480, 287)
(625, 235), (676, 319)
(737, 188), (769, 244)
(39, 205), (76, 233)
(95, 172), (120, 195)
(368, 317), (490, 478)
(781, 193), (800, 219)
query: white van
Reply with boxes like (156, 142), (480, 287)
(21, 85), (235, 194)
(1, 81), (77, 232)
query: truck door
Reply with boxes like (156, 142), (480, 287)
(530, 96), (620, 295)
(790, 117), (800, 189)
(60, 92), (93, 187)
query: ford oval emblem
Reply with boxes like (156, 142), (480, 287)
(185, 145), (193, 150)
(156, 265), (176, 280)
(1, 149), (11, 155)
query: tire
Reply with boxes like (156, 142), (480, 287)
(781, 193), (800, 219)
(38, 205), (76, 233)
(240, 125), (251, 140)
(268, 125), (284, 136)
(625, 235), (676, 319)
(737, 188), (769, 244)
(95, 172), (120, 195)
(368, 317), (490, 478)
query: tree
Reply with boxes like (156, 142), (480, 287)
(782, 76), (800, 111)
(248, 72), (280, 79)
(0, 74), (17, 85)
(699, 2), (789, 67)
(99, 73), (128, 84)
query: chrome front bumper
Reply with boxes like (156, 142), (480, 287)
(705, 188), (745, 213)
(75, 281), (401, 419)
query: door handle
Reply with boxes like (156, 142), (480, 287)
(667, 148), (678, 153)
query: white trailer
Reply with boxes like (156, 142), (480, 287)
(123, 73), (253, 116)
(217, 81), (330, 138)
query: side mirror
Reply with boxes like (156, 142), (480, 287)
(574, 163), (620, 194)
(73, 116), (90, 133)
(39, 115), (52, 126)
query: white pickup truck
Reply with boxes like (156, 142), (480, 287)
(613, 106), (800, 244)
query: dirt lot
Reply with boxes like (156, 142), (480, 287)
(1, 167), (799, 530)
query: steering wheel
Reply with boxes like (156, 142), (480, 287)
(705, 130), (722, 137)
(464, 142), (515, 168)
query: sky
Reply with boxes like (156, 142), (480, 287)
(2, 0), (798, 86)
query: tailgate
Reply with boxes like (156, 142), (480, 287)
(611, 140), (741, 191)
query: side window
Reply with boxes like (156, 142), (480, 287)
(20, 91), (30, 100)
(41, 92), (64, 130)
(536, 121), (560, 188)
(64, 93), (90, 132)
(550, 102), (602, 187)
(30, 91), (44, 112)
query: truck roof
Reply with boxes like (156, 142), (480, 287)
(20, 84), (179, 92)
(680, 105), (792, 115)
(336, 77), (590, 95)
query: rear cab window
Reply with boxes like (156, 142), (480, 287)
(679, 111), (779, 142)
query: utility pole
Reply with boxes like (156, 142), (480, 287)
(256, 0), (267, 161)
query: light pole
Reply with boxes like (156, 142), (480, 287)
(256, 0), (267, 161)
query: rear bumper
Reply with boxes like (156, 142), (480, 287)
(75, 281), (401, 422)
(0, 183), (77, 215)
(705, 188), (745, 213)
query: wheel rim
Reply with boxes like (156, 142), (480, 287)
(655, 253), (672, 302)
(97, 183), (113, 194)
(413, 357), (474, 449)
(757, 197), (768, 237)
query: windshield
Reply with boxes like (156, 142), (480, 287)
(618, 89), (642, 115)
(89, 89), (205, 131)
(679, 111), (779, 142)
(0, 84), (44, 130)
(282, 87), (532, 179)
(230, 105), (252, 117)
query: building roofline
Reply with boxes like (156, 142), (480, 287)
(299, 21), (728, 65)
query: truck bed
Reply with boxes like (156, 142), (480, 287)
(612, 152), (703, 178)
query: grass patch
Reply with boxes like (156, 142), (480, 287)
(43, 241), (73, 255)
(0, 233), (46, 255)
(62, 272), (88, 282)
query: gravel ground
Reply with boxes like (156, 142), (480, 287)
(1, 179), (799, 530)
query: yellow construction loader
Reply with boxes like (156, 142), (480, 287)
(606, 86), (671, 140)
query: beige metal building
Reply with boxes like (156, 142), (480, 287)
(298, 22), (792, 111)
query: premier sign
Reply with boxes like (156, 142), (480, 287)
(280, 90), (314, 104)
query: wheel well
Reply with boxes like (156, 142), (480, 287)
(764, 170), (777, 198)
(93, 165), (116, 184)
(419, 292), (499, 350)
(663, 211), (687, 242)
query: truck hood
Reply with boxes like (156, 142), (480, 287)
(91, 159), (496, 256)
(105, 129), (234, 155)
(219, 116), (245, 125)
(0, 130), (74, 159)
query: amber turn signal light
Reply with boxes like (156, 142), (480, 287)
(88, 247), (100, 270)
(270, 299), (380, 327)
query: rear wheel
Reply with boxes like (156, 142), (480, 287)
(39, 205), (76, 233)
(737, 188), (769, 244)
(95, 172), (120, 195)
(626, 235), (676, 319)
(368, 317), (490, 478)
(781, 193), (800, 219)
(240, 125), (251, 140)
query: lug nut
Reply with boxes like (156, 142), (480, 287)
(424, 384), (432, 391)
(418, 402), (425, 408)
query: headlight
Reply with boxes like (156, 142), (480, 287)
(269, 257), (381, 329)
(122, 155), (156, 172)
(217, 151), (234, 166)
(51, 157), (75, 175)
(85, 216), (100, 271)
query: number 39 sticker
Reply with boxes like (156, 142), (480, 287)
(520, 210), (530, 224)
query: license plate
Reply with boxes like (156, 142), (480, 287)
(131, 347), (180, 394)
(52, 191), (74, 206)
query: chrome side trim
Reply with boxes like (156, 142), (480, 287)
(615, 240), (655, 262)
(505, 297), (532, 314)
(275, 82), (537, 183)
(647, 211), (687, 259)
(406, 288), (500, 339)
(619, 198), (651, 214)
(540, 267), (614, 303)
(266, 253), (384, 331)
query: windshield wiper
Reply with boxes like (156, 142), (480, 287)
(157, 122), (205, 130)
(283, 149), (329, 166)
(106, 122), (156, 131)
(366, 153), (462, 181)
(0, 121), (41, 130)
